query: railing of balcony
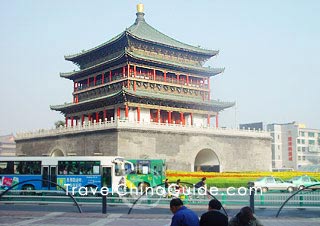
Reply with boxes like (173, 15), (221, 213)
(75, 72), (209, 93)
(16, 119), (270, 140)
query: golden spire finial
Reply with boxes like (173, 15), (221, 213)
(137, 3), (144, 13)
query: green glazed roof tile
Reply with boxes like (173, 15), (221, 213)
(123, 88), (235, 110)
(50, 90), (123, 111)
(64, 13), (217, 61)
(126, 17), (217, 55)
(61, 49), (223, 79)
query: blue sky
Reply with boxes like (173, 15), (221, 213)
(1, 0), (319, 135)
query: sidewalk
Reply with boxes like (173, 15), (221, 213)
(0, 211), (319, 226)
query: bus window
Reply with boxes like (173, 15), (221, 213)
(0, 161), (14, 174)
(137, 160), (150, 175)
(115, 163), (125, 176)
(14, 161), (41, 175)
(58, 161), (100, 175)
(0, 162), (8, 174)
(124, 161), (133, 174)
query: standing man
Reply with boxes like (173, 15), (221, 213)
(200, 199), (228, 226)
(170, 198), (199, 226)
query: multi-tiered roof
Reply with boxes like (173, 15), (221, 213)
(51, 5), (233, 125)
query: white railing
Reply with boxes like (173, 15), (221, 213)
(16, 119), (271, 140)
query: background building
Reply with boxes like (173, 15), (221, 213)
(0, 134), (16, 156)
(267, 122), (320, 170)
(240, 122), (264, 131)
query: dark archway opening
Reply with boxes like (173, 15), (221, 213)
(194, 149), (220, 172)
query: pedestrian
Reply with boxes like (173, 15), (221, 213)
(164, 178), (170, 197)
(165, 178), (169, 189)
(228, 206), (264, 226)
(176, 179), (182, 190)
(195, 177), (206, 189)
(173, 179), (185, 197)
(200, 199), (228, 226)
(195, 177), (207, 199)
(170, 198), (199, 226)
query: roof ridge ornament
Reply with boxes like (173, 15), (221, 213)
(137, 3), (144, 13)
(135, 3), (145, 24)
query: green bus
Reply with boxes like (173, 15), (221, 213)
(125, 159), (166, 190)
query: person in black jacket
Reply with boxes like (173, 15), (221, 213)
(200, 199), (228, 226)
(195, 177), (206, 188)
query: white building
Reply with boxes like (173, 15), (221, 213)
(267, 122), (320, 170)
(0, 134), (16, 156)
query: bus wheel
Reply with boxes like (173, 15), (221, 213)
(138, 182), (150, 192)
(21, 184), (35, 195)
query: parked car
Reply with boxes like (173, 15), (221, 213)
(286, 175), (320, 190)
(247, 176), (297, 193)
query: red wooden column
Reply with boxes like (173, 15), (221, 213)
(73, 82), (76, 92)
(71, 116), (74, 127)
(133, 65), (137, 91)
(87, 77), (90, 87)
(156, 109), (160, 123)
(164, 71), (167, 82)
(207, 114), (211, 126)
(127, 64), (130, 89)
(137, 107), (140, 122)
(75, 118), (78, 126)
(117, 107), (121, 119)
(177, 74), (180, 84)
(88, 114), (91, 123)
(168, 111), (172, 124)
(103, 109), (107, 122)
(216, 113), (219, 128)
(81, 115), (85, 125)
(94, 76), (96, 86)
(180, 112), (184, 125)
(153, 69), (156, 80)
(190, 113), (193, 126)
(96, 112), (99, 122)
(65, 116), (68, 127)
(125, 105), (129, 119)
(122, 66), (125, 78)
(109, 71), (112, 82)
(207, 78), (210, 100)
(102, 72), (105, 84)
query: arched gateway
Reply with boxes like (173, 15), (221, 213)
(50, 149), (65, 157)
(194, 149), (220, 172)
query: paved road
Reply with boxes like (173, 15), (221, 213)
(0, 203), (319, 226)
(0, 211), (319, 226)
